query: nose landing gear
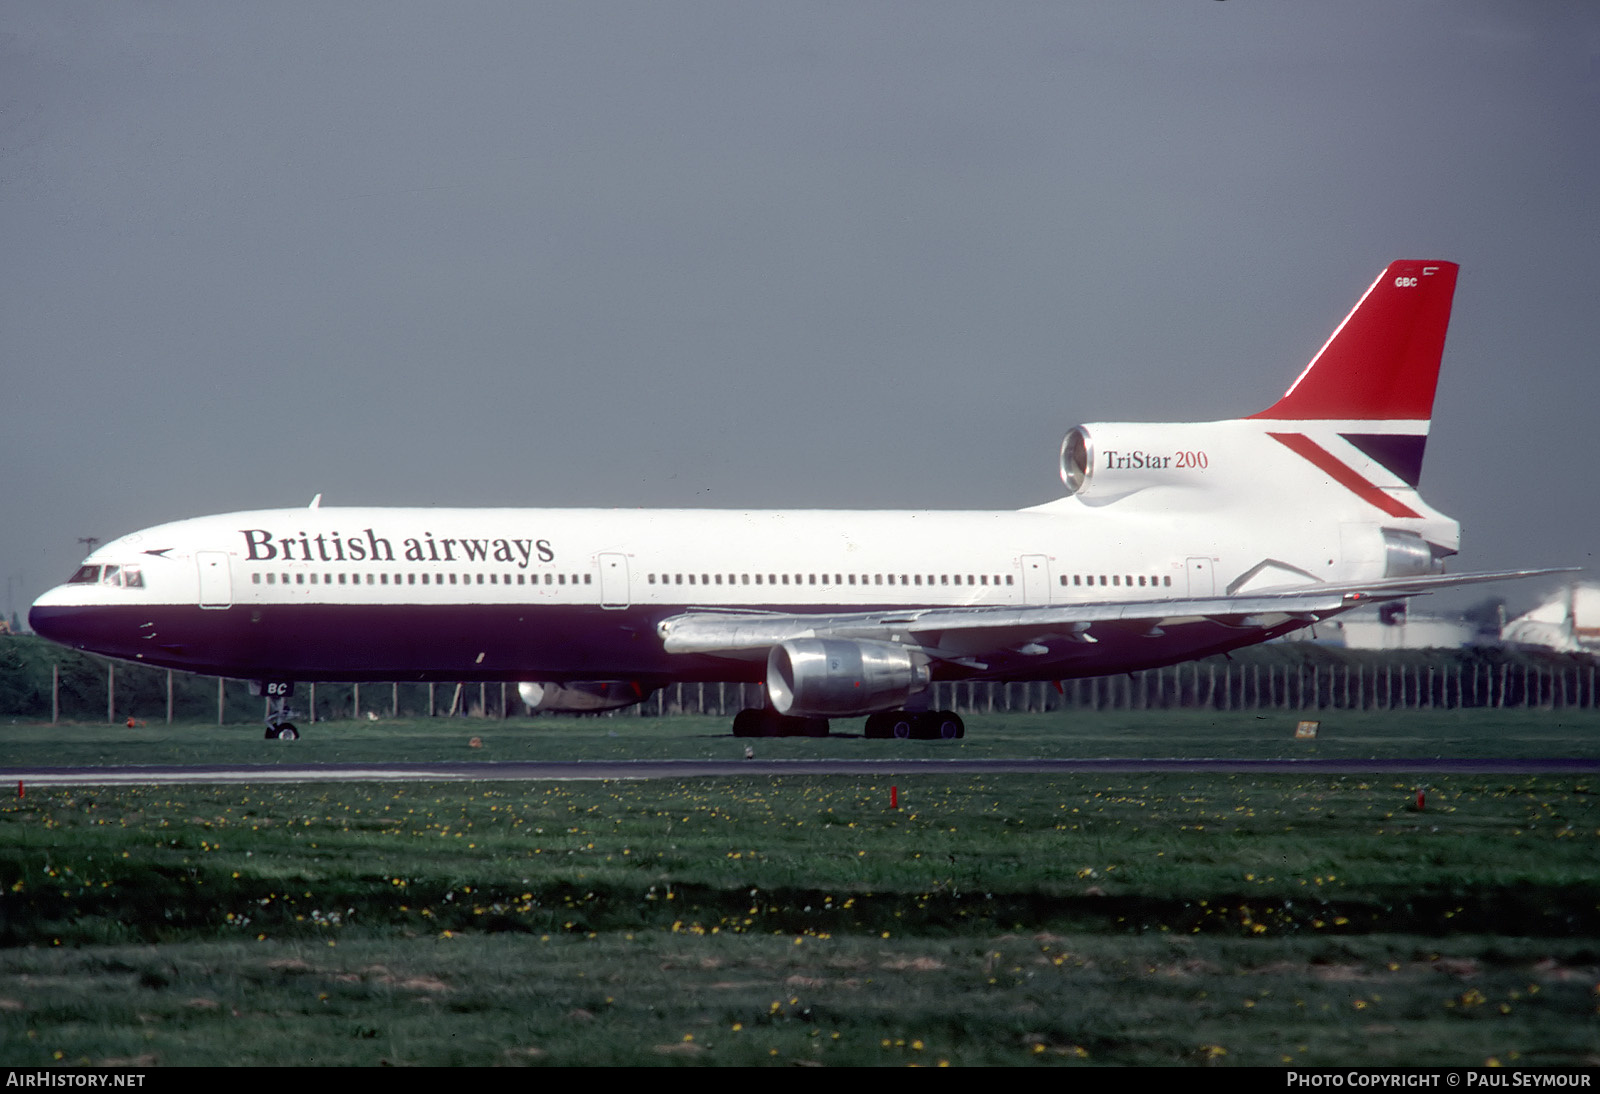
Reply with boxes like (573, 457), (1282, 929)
(256, 684), (300, 740)
(265, 720), (299, 740)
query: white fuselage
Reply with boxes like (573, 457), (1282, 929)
(27, 488), (1420, 687)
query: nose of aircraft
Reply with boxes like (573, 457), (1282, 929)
(29, 585), (88, 648)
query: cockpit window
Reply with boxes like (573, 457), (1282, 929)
(65, 562), (142, 588)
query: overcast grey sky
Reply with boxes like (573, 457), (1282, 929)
(5, 2), (1598, 620)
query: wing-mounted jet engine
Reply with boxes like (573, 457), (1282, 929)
(518, 680), (654, 714)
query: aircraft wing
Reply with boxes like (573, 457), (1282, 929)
(657, 568), (1576, 665)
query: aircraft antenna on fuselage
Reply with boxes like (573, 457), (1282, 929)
(309, 493), (322, 509)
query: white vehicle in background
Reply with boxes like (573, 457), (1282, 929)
(1503, 583), (1600, 654)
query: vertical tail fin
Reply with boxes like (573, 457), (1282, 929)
(1251, 260), (1458, 494)
(1047, 261), (1461, 536)
(1251, 260), (1459, 422)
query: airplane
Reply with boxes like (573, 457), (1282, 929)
(29, 259), (1568, 740)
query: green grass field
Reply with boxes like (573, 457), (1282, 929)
(7, 705), (1600, 764)
(2, 711), (1598, 1066)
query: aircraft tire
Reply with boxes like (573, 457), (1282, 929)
(731, 709), (763, 738)
(777, 713), (825, 738)
(276, 724), (299, 741)
(934, 711), (964, 740)
(890, 714), (915, 740)
(751, 710), (788, 737)
(863, 713), (889, 739)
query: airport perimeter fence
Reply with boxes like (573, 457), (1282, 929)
(649, 656), (1600, 717)
(3, 635), (1597, 722)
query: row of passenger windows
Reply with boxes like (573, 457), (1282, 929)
(646, 572), (1015, 588)
(1062, 574), (1173, 588)
(253, 572), (591, 587)
(249, 569), (1174, 591)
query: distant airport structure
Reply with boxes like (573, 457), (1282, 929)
(1334, 604), (1477, 651)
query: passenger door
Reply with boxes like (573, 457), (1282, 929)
(598, 552), (630, 609)
(197, 551), (232, 609)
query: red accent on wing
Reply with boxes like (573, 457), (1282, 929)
(1251, 261), (1458, 421)
(1267, 432), (1423, 519)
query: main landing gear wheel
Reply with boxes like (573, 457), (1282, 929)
(921, 710), (964, 740)
(731, 709), (829, 737)
(865, 710), (963, 740)
(265, 723), (299, 741)
(865, 712), (918, 738)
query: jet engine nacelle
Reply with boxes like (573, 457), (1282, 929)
(766, 638), (931, 717)
(518, 680), (651, 713)
(1338, 525), (1447, 578)
(1380, 528), (1442, 578)
(1060, 422), (1220, 504)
